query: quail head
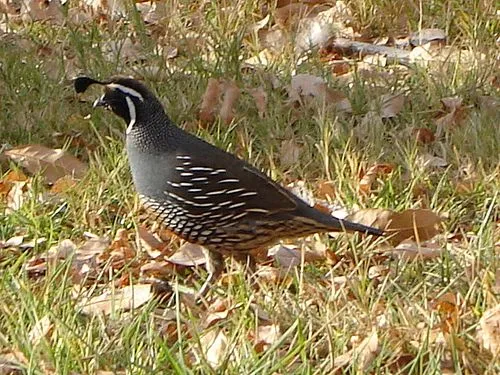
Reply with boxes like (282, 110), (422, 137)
(74, 76), (384, 296)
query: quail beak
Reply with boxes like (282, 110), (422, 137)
(93, 95), (107, 108)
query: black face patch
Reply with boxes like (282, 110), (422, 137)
(97, 88), (133, 124)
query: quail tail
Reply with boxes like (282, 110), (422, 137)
(307, 209), (384, 237)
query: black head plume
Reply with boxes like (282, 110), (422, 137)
(73, 76), (107, 93)
(74, 76), (165, 132)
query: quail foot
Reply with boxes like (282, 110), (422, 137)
(74, 76), (384, 297)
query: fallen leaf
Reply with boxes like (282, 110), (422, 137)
(4, 180), (28, 212)
(435, 96), (466, 135)
(0, 350), (28, 374)
(380, 93), (405, 118)
(21, 0), (63, 24)
(274, 3), (312, 28)
(346, 208), (394, 231)
(251, 323), (281, 353)
(316, 180), (336, 199)
(254, 265), (293, 285)
(5, 235), (25, 247)
(387, 239), (445, 260)
(279, 138), (301, 168)
(137, 225), (166, 258)
(202, 299), (232, 328)
(347, 208), (442, 245)
(196, 329), (228, 368)
(268, 244), (301, 268)
(140, 260), (175, 278)
(477, 304), (500, 355)
(167, 243), (207, 266)
(249, 86), (267, 118)
(359, 163), (394, 194)
(432, 292), (460, 333)
(199, 78), (222, 124)
(416, 153), (448, 170)
(413, 128), (435, 144)
(4, 144), (88, 184)
(409, 28), (446, 46)
(386, 209), (442, 244)
(288, 74), (351, 111)
(50, 175), (78, 193)
(219, 80), (240, 125)
(78, 284), (153, 316)
(334, 328), (379, 370)
(28, 315), (53, 346)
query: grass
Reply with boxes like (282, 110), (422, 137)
(0, 0), (499, 373)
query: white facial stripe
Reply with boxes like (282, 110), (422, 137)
(108, 83), (144, 102)
(93, 94), (105, 107)
(125, 96), (136, 134)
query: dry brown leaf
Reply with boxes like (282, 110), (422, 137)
(199, 78), (222, 124)
(2, 170), (28, 182)
(0, 350), (28, 374)
(477, 304), (500, 355)
(249, 86), (267, 118)
(247, 13), (270, 34)
(50, 175), (78, 193)
(409, 28), (446, 46)
(295, 3), (354, 53)
(254, 265), (293, 285)
(202, 299), (232, 328)
(346, 208), (394, 231)
(359, 163), (394, 194)
(386, 209), (442, 244)
(441, 96), (463, 111)
(416, 153), (448, 170)
(28, 315), (53, 346)
(347, 208), (442, 245)
(167, 243), (207, 266)
(380, 93), (405, 118)
(137, 225), (166, 258)
(435, 96), (466, 135)
(334, 328), (379, 370)
(243, 49), (275, 69)
(140, 260), (175, 278)
(413, 128), (435, 144)
(21, 0), (63, 23)
(288, 74), (351, 111)
(316, 180), (336, 199)
(279, 138), (301, 168)
(196, 329), (228, 368)
(4, 144), (88, 184)
(268, 244), (301, 268)
(5, 235), (25, 247)
(219, 80), (240, 125)
(274, 3), (312, 28)
(387, 239), (445, 260)
(268, 242), (326, 269)
(5, 180), (28, 212)
(78, 284), (153, 316)
(409, 44), (435, 64)
(251, 323), (281, 353)
(431, 292), (460, 333)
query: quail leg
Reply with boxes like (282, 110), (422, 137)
(198, 248), (224, 298)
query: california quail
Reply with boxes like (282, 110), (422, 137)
(74, 76), (384, 296)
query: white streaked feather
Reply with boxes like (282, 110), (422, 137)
(108, 83), (144, 101)
(125, 96), (136, 134)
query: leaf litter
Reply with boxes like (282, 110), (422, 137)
(1, 0), (498, 372)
